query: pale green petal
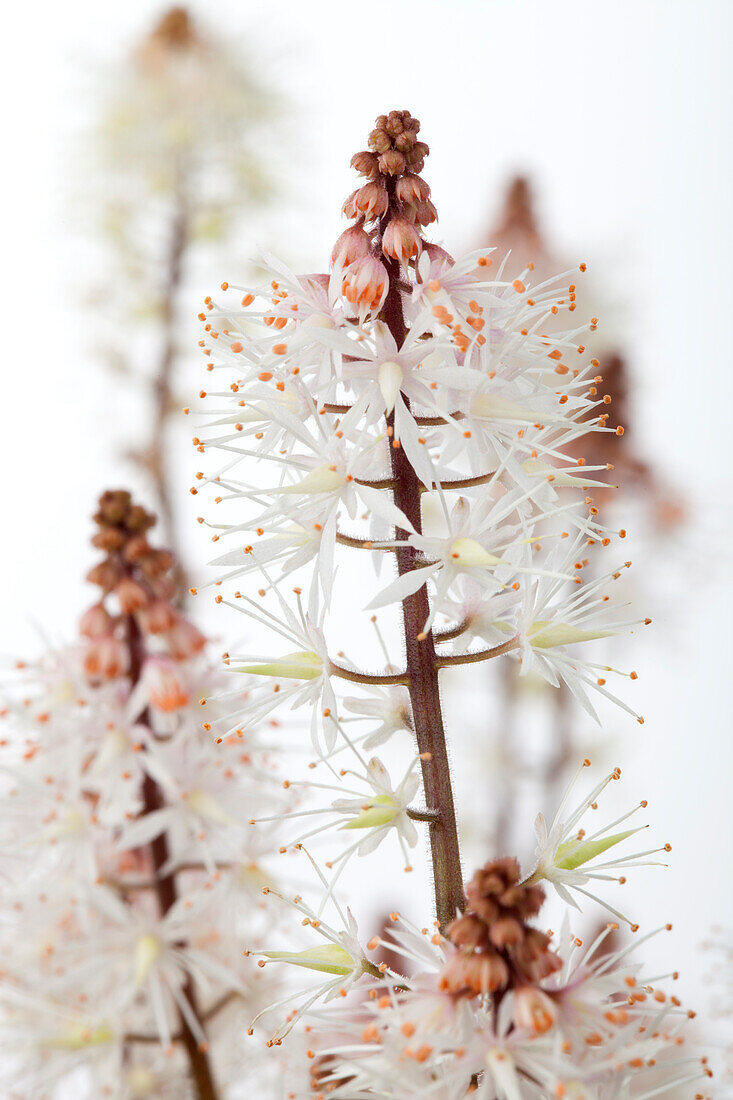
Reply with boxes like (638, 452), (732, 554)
(134, 934), (161, 985)
(341, 795), (397, 830)
(279, 466), (344, 494)
(47, 1024), (115, 1050)
(529, 622), (612, 649)
(555, 828), (638, 870)
(450, 538), (504, 569)
(263, 944), (355, 976)
(238, 650), (323, 680)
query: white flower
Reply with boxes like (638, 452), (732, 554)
(216, 584), (341, 754)
(258, 757), (421, 880)
(248, 896), (379, 1043)
(526, 760), (670, 926)
(342, 684), (412, 749)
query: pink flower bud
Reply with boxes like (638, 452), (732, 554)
(330, 224), (372, 270)
(424, 243), (455, 268)
(341, 256), (389, 315)
(368, 128), (391, 153)
(394, 130), (416, 153)
(353, 182), (389, 219)
(115, 577), (149, 614)
(439, 949), (509, 996)
(513, 987), (556, 1034)
(396, 174), (430, 204)
(382, 216), (422, 263)
(84, 635), (129, 680)
(342, 190), (359, 219)
(350, 150), (379, 179)
(378, 149), (406, 176)
(143, 657), (190, 712)
(167, 617), (207, 660)
(413, 199), (438, 227)
(299, 273), (330, 295)
(80, 603), (114, 639)
(137, 598), (177, 635)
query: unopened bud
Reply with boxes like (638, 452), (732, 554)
(80, 603), (114, 639)
(86, 560), (122, 592)
(396, 174), (430, 203)
(368, 128), (391, 153)
(382, 216), (422, 263)
(342, 255), (389, 314)
(394, 130), (415, 153)
(354, 182), (389, 219)
(378, 149), (406, 176)
(513, 987), (556, 1034)
(91, 528), (125, 552)
(123, 535), (151, 562)
(410, 199), (438, 227)
(350, 150), (379, 179)
(137, 598), (177, 635)
(331, 224), (372, 270)
(385, 111), (405, 136)
(138, 549), (174, 579)
(424, 243), (455, 268)
(143, 656), (190, 712)
(167, 617), (207, 660)
(84, 635), (129, 680)
(115, 577), (149, 614)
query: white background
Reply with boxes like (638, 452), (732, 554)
(1, 0), (731, 1063)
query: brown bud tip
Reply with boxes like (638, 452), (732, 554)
(362, 112), (426, 181)
(441, 857), (560, 997)
(149, 7), (195, 49)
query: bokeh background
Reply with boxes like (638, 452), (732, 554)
(2, 0), (732, 1069)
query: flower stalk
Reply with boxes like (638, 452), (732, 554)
(381, 260), (465, 928)
(98, 494), (220, 1099)
(187, 109), (706, 1095)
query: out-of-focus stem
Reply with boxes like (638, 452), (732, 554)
(125, 613), (219, 1100)
(379, 246), (465, 930)
(150, 183), (188, 592)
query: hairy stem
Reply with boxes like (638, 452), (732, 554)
(379, 250), (465, 929)
(126, 615), (219, 1099)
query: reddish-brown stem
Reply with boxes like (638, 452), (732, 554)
(378, 241), (465, 929)
(329, 661), (409, 687)
(126, 614), (219, 1100)
(435, 636), (520, 668)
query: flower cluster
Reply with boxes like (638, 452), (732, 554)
(305, 913), (708, 1100)
(183, 110), (708, 1097)
(441, 859), (561, 997)
(0, 492), (290, 1097)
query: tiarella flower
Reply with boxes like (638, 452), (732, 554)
(150, 658), (192, 713)
(307, 915), (706, 1100)
(85, 886), (255, 1053)
(248, 896), (379, 1043)
(253, 756), (421, 883)
(118, 731), (276, 873)
(341, 684), (413, 749)
(215, 583), (342, 753)
(467, 534), (647, 722)
(341, 254), (390, 318)
(0, 492), (289, 1096)
(0, 984), (122, 1097)
(368, 488), (573, 634)
(179, 109), (708, 1097)
(525, 760), (671, 925)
